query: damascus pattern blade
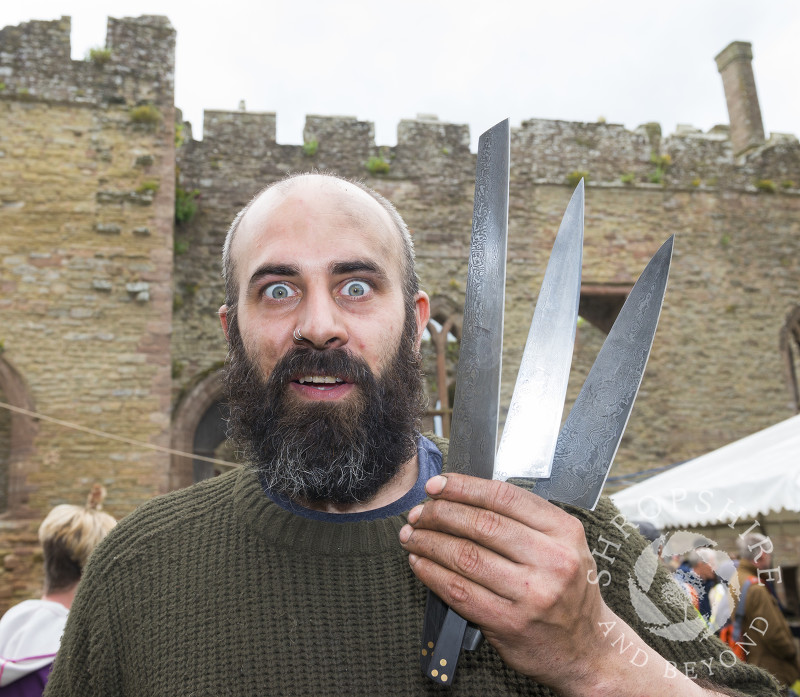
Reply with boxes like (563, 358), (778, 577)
(533, 235), (674, 510)
(447, 119), (510, 479)
(494, 181), (584, 481)
(421, 120), (509, 687)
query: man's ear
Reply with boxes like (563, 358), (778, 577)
(219, 305), (230, 342)
(413, 291), (431, 352)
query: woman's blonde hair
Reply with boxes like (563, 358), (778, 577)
(38, 485), (117, 593)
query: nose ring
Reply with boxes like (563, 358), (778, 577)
(293, 328), (303, 343)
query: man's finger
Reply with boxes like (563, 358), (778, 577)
(409, 497), (547, 565)
(400, 523), (525, 600)
(425, 474), (572, 535)
(405, 542), (517, 628)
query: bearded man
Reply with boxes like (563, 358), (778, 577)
(46, 174), (780, 697)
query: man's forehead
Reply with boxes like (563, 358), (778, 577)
(233, 176), (401, 262)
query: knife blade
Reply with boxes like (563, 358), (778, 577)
(420, 118), (509, 685)
(445, 118), (510, 478)
(531, 235), (674, 508)
(422, 180), (585, 684)
(422, 234), (674, 686)
(493, 180), (584, 481)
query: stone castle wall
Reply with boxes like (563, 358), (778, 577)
(0, 16), (176, 608)
(1, 16), (799, 610)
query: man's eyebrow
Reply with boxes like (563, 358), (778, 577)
(330, 260), (388, 280)
(247, 263), (300, 289)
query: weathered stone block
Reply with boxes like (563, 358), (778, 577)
(95, 223), (121, 235)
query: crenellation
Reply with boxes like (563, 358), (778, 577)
(203, 110), (276, 149)
(303, 114), (376, 169)
(396, 117), (470, 152)
(392, 118), (471, 180)
(745, 137), (800, 187)
(513, 118), (653, 185)
(662, 130), (735, 188)
(0, 15), (175, 110)
(0, 16), (71, 72)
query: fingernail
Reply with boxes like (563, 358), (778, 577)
(426, 475), (447, 496)
(399, 524), (413, 543)
(407, 504), (423, 524)
(408, 553), (419, 566)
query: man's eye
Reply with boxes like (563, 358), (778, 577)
(341, 280), (371, 298)
(264, 283), (296, 300)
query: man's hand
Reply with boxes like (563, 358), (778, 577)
(398, 474), (723, 697)
(398, 473), (606, 692)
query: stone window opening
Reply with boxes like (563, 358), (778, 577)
(780, 306), (800, 413)
(420, 303), (462, 438)
(578, 285), (631, 334)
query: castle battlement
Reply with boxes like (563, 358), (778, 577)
(188, 107), (799, 192)
(0, 15), (175, 108)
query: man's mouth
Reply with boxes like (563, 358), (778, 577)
(293, 375), (351, 392)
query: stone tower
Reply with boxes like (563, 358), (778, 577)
(715, 41), (766, 157)
(0, 15), (177, 606)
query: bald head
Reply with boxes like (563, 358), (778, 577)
(222, 173), (418, 310)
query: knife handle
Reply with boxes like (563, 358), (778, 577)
(420, 591), (484, 685)
(420, 591), (449, 672)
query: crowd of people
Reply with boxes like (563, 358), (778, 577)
(660, 530), (800, 695)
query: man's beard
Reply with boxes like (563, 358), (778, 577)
(224, 310), (427, 506)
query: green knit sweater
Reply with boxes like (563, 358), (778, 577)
(45, 438), (779, 696)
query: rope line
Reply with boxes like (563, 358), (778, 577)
(0, 400), (240, 470)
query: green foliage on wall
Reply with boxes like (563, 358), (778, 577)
(365, 156), (390, 175)
(175, 123), (187, 148)
(566, 171), (589, 187)
(175, 187), (200, 225)
(648, 153), (671, 184)
(755, 179), (776, 193)
(130, 104), (162, 126)
(87, 47), (112, 65)
(136, 180), (160, 194)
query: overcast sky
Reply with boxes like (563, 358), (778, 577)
(3, 1), (799, 150)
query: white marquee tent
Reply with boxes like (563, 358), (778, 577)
(611, 414), (800, 529)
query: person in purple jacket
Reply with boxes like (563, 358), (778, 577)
(0, 486), (116, 696)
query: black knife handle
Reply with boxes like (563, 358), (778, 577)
(420, 591), (485, 685)
(427, 606), (467, 684)
(420, 591), (449, 672)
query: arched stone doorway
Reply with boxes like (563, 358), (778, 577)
(170, 370), (239, 490)
(0, 358), (38, 514)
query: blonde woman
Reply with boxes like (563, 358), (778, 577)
(0, 486), (116, 696)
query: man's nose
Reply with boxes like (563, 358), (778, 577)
(296, 291), (348, 349)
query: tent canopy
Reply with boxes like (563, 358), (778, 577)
(610, 414), (800, 528)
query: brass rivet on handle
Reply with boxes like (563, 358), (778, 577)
(431, 670), (439, 678)
(439, 659), (447, 667)
(441, 674), (449, 682)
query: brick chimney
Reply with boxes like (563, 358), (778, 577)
(715, 41), (765, 157)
